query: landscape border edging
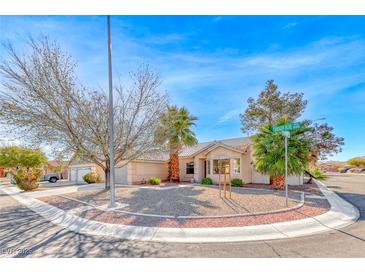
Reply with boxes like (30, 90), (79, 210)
(0, 179), (359, 243)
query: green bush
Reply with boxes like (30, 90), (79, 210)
(149, 177), (161, 185)
(231, 178), (243, 187)
(309, 166), (328, 180)
(82, 172), (102, 184)
(347, 157), (365, 168)
(201, 177), (213, 185)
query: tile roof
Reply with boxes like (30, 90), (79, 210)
(72, 137), (253, 165)
(179, 136), (252, 158)
(136, 150), (170, 162)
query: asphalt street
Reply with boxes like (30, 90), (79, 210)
(0, 173), (364, 258)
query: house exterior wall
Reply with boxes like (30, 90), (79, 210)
(248, 148), (303, 185)
(241, 147), (253, 184)
(69, 142), (303, 186)
(179, 158), (195, 182)
(129, 161), (169, 184)
(69, 161), (168, 185)
(115, 165), (128, 185)
(179, 147), (252, 184)
(178, 145), (303, 186)
(204, 147), (243, 184)
(251, 169), (270, 184)
(287, 174), (304, 185)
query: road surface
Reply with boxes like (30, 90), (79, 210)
(0, 174), (364, 257)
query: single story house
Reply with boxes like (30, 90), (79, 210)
(68, 137), (303, 185)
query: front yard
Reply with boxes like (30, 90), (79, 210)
(37, 183), (329, 228)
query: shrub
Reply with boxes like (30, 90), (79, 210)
(309, 166), (328, 180)
(13, 168), (42, 191)
(231, 178), (243, 187)
(347, 157), (365, 168)
(17, 179), (39, 191)
(82, 172), (102, 184)
(201, 177), (213, 185)
(149, 177), (161, 185)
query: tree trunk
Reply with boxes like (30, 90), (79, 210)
(168, 144), (180, 182)
(169, 153), (180, 182)
(310, 144), (321, 164)
(270, 175), (285, 190)
(104, 166), (110, 190)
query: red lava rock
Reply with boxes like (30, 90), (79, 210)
(37, 183), (330, 228)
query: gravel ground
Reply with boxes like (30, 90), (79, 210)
(42, 185), (301, 217)
(37, 183), (330, 228)
(68, 202), (329, 228)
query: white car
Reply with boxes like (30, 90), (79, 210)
(40, 173), (60, 183)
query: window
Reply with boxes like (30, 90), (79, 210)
(233, 158), (240, 174)
(213, 159), (230, 174)
(186, 162), (194, 174)
(207, 160), (211, 175)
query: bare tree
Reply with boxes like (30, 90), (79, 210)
(0, 37), (168, 189)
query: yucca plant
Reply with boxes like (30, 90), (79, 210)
(252, 117), (312, 189)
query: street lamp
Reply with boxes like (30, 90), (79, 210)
(107, 15), (116, 208)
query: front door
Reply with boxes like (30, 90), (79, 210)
(204, 160), (207, 178)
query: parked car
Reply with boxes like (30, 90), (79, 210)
(339, 167), (351, 173)
(40, 173), (60, 183)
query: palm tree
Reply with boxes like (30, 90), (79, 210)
(252, 117), (312, 189)
(155, 106), (198, 182)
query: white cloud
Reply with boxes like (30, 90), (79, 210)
(143, 33), (186, 45)
(217, 109), (242, 124)
(283, 22), (299, 29)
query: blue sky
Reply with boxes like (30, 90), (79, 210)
(0, 15), (364, 161)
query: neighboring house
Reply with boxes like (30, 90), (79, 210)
(68, 137), (303, 185)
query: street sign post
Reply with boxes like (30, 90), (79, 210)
(272, 122), (301, 207)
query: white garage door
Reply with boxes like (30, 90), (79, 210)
(70, 167), (92, 182)
(115, 166), (128, 185)
(77, 167), (91, 182)
(70, 168), (77, 182)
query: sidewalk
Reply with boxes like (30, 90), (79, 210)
(0, 180), (359, 243)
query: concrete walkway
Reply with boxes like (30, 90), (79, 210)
(0, 180), (359, 243)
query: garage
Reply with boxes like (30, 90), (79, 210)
(115, 165), (128, 185)
(69, 166), (92, 182)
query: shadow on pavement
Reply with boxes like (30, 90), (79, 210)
(0, 202), (168, 258)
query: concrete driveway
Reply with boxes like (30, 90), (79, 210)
(0, 173), (364, 257)
(38, 180), (87, 188)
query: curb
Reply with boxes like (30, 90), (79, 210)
(0, 180), (359, 243)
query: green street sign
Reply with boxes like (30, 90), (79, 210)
(273, 122), (301, 133)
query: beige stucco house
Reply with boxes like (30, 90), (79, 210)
(68, 137), (303, 186)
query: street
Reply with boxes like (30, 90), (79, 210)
(0, 174), (364, 258)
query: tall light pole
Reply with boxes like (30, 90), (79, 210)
(107, 15), (116, 208)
